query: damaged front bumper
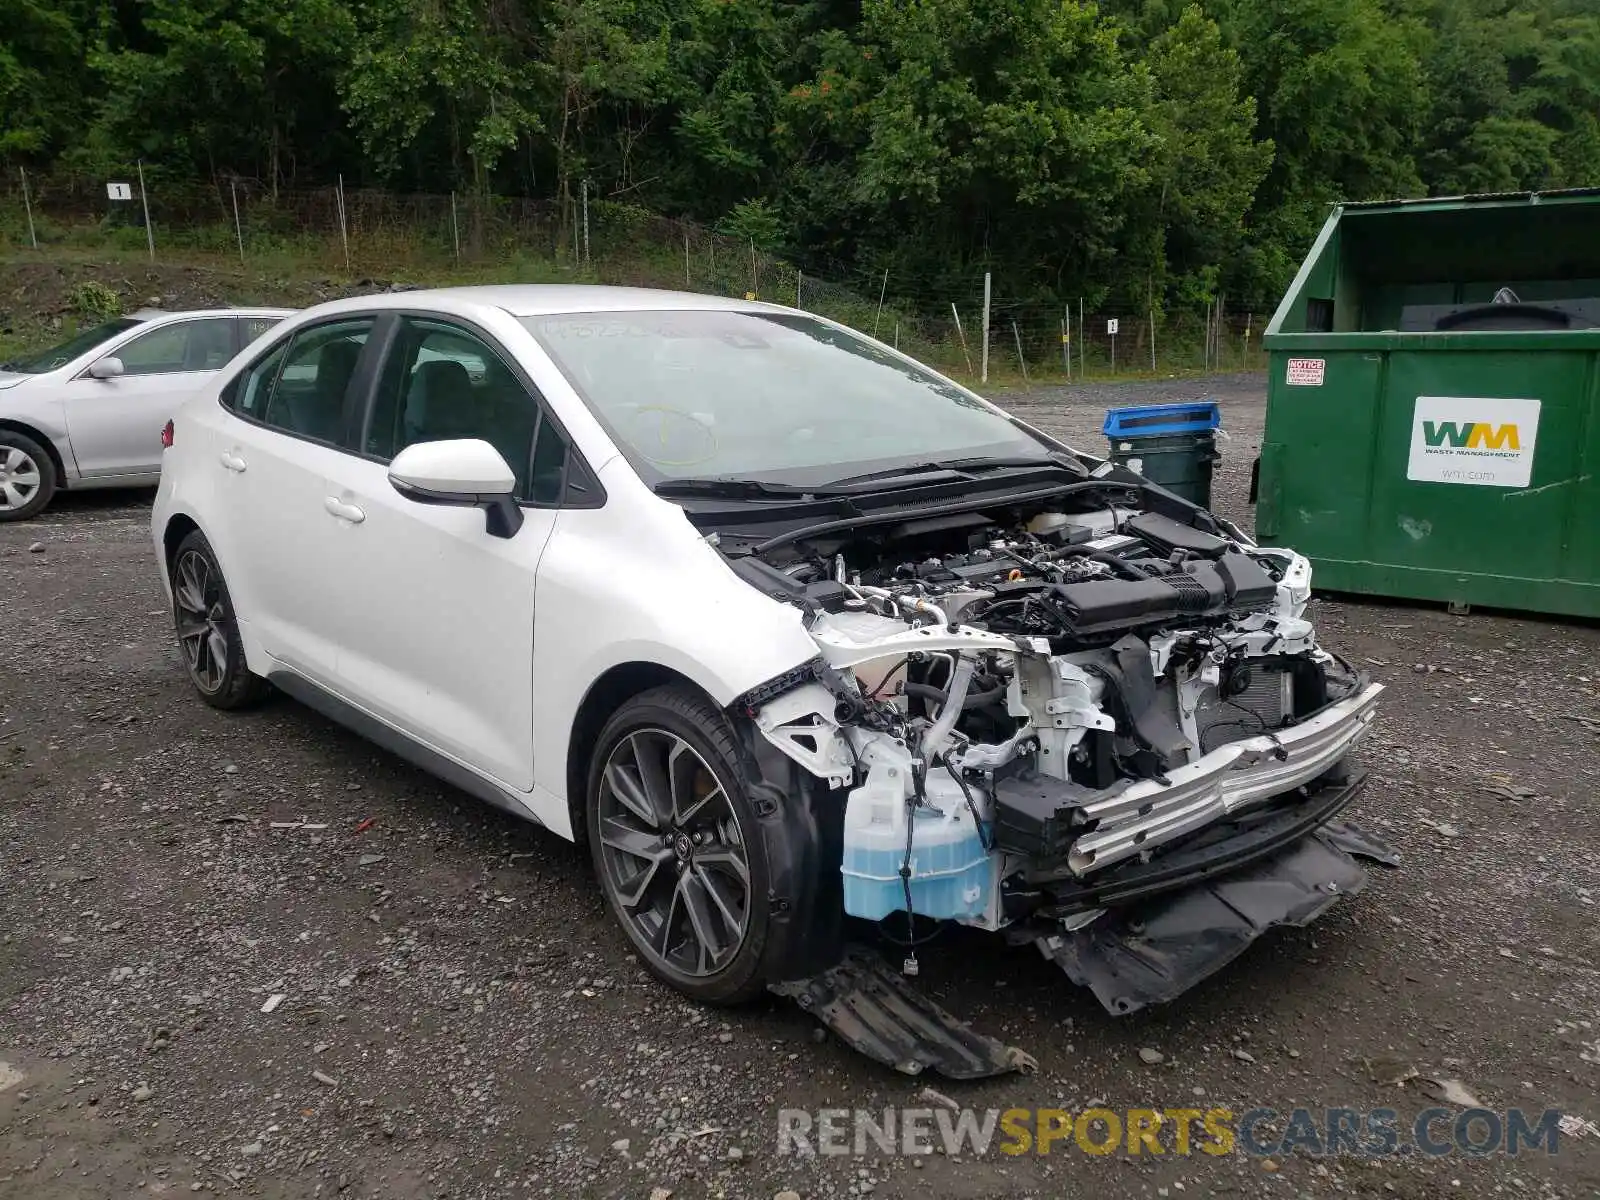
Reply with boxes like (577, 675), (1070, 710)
(773, 790), (1398, 1078)
(1038, 798), (1398, 1015)
(1068, 681), (1383, 874)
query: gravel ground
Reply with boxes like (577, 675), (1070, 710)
(3, 372), (1600, 1200)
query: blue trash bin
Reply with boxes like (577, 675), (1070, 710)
(1102, 401), (1222, 508)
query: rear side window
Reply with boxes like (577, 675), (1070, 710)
(225, 318), (373, 446)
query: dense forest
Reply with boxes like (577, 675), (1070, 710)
(4, 0), (1600, 309)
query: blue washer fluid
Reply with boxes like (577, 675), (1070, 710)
(840, 766), (995, 922)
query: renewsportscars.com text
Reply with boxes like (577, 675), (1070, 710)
(777, 1105), (1568, 1159)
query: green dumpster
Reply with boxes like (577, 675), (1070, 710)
(1256, 188), (1600, 619)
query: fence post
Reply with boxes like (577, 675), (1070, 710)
(981, 272), (992, 384)
(1078, 297), (1085, 378)
(796, 269), (802, 309)
(1217, 294), (1227, 368)
(872, 268), (889, 336)
(336, 174), (351, 271)
(18, 168), (38, 249)
(1010, 319), (1029, 383)
(684, 230), (691, 287)
(451, 191), (461, 261)
(1150, 308), (1157, 372)
(137, 160), (155, 261)
(894, 321), (900, 351)
(581, 178), (591, 268)
(951, 304), (973, 375)
(1061, 314), (1070, 381)
(230, 180), (245, 264)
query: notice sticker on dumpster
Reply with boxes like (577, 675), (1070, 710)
(1407, 395), (1541, 488)
(1285, 358), (1325, 386)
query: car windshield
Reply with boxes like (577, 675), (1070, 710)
(519, 309), (1052, 487)
(1, 318), (144, 374)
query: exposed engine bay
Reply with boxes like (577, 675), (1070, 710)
(712, 483), (1391, 1049)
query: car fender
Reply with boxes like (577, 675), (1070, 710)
(0, 391), (79, 482)
(531, 462), (820, 808)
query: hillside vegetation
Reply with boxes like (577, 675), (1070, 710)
(6, 0), (1599, 317)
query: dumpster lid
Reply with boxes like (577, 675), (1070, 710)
(1337, 186), (1600, 214)
(1103, 401), (1221, 438)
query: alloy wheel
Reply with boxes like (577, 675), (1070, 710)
(173, 549), (232, 694)
(595, 728), (752, 978)
(0, 447), (42, 513)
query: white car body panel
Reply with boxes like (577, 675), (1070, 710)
(527, 457), (822, 828)
(305, 452), (555, 792)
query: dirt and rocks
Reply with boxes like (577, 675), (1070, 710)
(0, 259), (418, 357)
(3, 372), (1600, 1200)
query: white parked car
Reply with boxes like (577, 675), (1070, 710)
(151, 286), (1391, 1077)
(0, 306), (292, 520)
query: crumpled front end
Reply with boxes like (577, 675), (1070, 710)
(728, 496), (1395, 1038)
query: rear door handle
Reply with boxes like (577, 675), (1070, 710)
(220, 451), (247, 473)
(324, 496), (365, 524)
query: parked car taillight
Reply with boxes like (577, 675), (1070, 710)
(160, 420), (174, 449)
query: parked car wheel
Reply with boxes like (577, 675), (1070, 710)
(0, 430), (57, 522)
(170, 530), (268, 710)
(586, 686), (771, 1004)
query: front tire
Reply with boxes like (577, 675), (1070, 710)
(170, 530), (268, 710)
(586, 685), (770, 1004)
(0, 430), (57, 522)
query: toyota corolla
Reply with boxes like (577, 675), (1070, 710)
(151, 286), (1394, 1078)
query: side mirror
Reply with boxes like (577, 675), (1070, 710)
(388, 439), (524, 539)
(89, 357), (125, 380)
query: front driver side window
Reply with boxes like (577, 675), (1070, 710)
(232, 319), (373, 445)
(366, 318), (558, 498)
(111, 318), (236, 377)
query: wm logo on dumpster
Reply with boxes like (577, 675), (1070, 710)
(1407, 395), (1540, 489)
(1421, 421), (1521, 451)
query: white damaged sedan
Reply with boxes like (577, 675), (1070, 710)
(152, 286), (1393, 1078)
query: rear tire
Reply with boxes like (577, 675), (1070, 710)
(0, 430), (57, 522)
(586, 685), (771, 1005)
(170, 530), (268, 710)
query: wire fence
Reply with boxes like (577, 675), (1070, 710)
(2, 170), (1275, 383)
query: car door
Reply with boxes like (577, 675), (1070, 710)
(210, 316), (380, 685)
(307, 314), (582, 792)
(62, 317), (239, 477)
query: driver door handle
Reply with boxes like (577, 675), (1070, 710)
(219, 451), (247, 473)
(324, 496), (366, 524)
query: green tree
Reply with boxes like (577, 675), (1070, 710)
(0, 0), (97, 160)
(778, 0), (1157, 298)
(1136, 5), (1273, 306)
(342, 0), (539, 190)
(1520, 10), (1600, 187)
(82, 0), (353, 185)
(1211, 0), (1429, 294)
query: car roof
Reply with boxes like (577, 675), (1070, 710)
(131, 306), (297, 321)
(288, 285), (785, 321)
